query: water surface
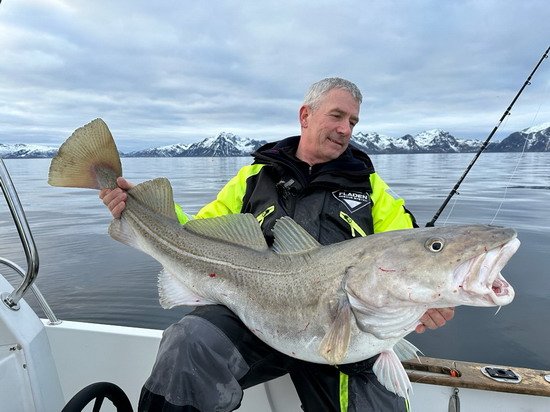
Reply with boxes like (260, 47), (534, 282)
(0, 152), (548, 370)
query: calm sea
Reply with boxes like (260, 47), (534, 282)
(1, 153), (549, 371)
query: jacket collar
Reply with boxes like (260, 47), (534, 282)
(253, 135), (375, 175)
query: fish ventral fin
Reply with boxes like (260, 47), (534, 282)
(128, 177), (178, 221)
(158, 269), (217, 309)
(394, 339), (422, 362)
(272, 217), (321, 254)
(48, 118), (122, 190)
(183, 214), (269, 252)
(319, 294), (352, 364)
(373, 349), (413, 400)
(108, 218), (140, 250)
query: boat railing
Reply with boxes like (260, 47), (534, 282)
(0, 158), (60, 325)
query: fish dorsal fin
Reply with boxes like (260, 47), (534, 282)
(272, 217), (321, 254)
(48, 118), (122, 189)
(127, 177), (178, 221)
(184, 213), (269, 252)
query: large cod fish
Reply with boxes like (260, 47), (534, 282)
(48, 119), (519, 399)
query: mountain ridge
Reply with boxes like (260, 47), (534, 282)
(2, 124), (549, 158)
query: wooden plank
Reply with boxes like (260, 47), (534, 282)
(404, 357), (550, 397)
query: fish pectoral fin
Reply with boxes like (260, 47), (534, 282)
(373, 349), (413, 400)
(319, 296), (351, 364)
(158, 268), (217, 309)
(183, 214), (269, 252)
(128, 178), (178, 221)
(272, 217), (321, 255)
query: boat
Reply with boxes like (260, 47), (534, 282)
(1, 157), (550, 411)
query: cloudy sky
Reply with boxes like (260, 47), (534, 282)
(1, 0), (549, 151)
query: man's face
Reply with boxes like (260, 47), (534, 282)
(298, 88), (360, 165)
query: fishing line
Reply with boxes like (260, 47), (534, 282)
(490, 75), (550, 224)
(486, 106), (515, 225)
(489, 129), (529, 225)
(426, 46), (550, 227)
(442, 195), (459, 226)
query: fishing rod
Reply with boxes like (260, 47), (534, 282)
(426, 45), (550, 227)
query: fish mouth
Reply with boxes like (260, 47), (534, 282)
(453, 237), (520, 306)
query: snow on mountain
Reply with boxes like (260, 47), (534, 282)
(128, 132), (268, 157)
(184, 132), (267, 157)
(352, 129), (480, 153)
(414, 129), (459, 151)
(0, 143), (58, 158)
(2, 124), (549, 158)
(494, 123), (550, 152)
(353, 132), (424, 153)
(352, 123), (550, 154)
(128, 143), (190, 157)
(522, 122), (550, 134)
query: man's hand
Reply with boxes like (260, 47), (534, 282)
(415, 307), (455, 333)
(99, 177), (134, 218)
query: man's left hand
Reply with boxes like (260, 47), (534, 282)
(415, 307), (455, 333)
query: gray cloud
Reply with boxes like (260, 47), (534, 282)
(0, 0), (549, 151)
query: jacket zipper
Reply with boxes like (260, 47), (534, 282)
(339, 211), (367, 237)
(256, 205), (275, 226)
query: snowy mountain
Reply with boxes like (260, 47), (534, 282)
(352, 124), (550, 154)
(2, 124), (549, 158)
(127, 143), (190, 157)
(0, 143), (58, 159)
(352, 132), (422, 153)
(489, 122), (550, 152)
(128, 132), (268, 157)
(352, 129), (481, 153)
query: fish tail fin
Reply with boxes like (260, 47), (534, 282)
(48, 118), (122, 190)
(373, 349), (413, 400)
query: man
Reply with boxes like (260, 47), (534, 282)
(101, 77), (454, 411)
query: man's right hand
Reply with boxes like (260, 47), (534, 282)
(99, 177), (135, 218)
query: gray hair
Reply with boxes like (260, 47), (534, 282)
(303, 77), (363, 110)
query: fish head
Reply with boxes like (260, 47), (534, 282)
(344, 225), (519, 311)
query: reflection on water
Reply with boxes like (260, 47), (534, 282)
(0, 153), (549, 370)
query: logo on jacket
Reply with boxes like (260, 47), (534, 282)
(332, 191), (371, 213)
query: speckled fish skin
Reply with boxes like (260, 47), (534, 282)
(119, 209), (519, 365)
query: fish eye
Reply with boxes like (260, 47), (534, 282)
(426, 238), (445, 252)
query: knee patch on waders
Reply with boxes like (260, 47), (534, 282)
(143, 315), (250, 411)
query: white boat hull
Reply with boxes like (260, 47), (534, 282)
(43, 318), (550, 412)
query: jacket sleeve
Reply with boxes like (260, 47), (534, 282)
(174, 164), (264, 224)
(369, 173), (416, 233)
